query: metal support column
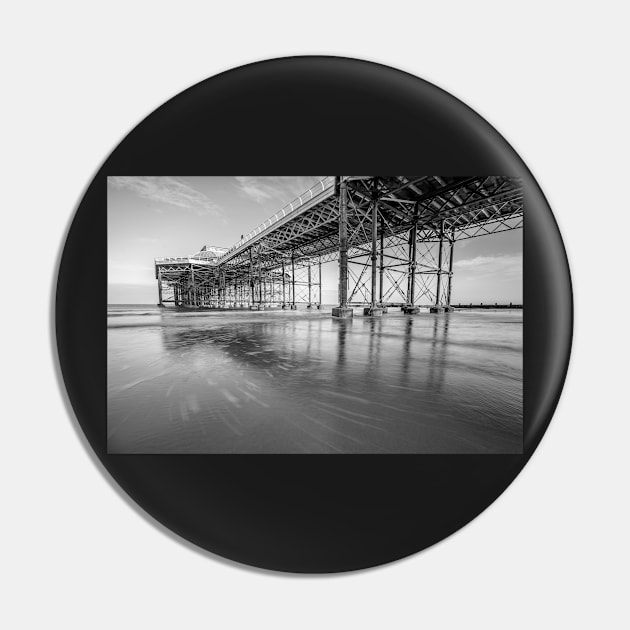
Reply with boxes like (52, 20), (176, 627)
(435, 221), (444, 307)
(190, 264), (196, 307)
(291, 253), (296, 310)
(431, 220), (446, 313)
(364, 182), (383, 316)
(258, 253), (263, 307)
(157, 269), (163, 306)
(379, 216), (385, 306)
(220, 269), (226, 308)
(446, 229), (455, 309)
(307, 262), (312, 308)
(370, 188), (378, 308)
(318, 257), (322, 309)
(404, 204), (419, 314)
(332, 176), (352, 318)
(249, 248), (255, 308)
(363, 184), (383, 316)
(282, 259), (286, 308)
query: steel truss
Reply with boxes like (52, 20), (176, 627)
(157, 257), (322, 310)
(154, 175), (523, 312)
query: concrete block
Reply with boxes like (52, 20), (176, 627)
(363, 307), (383, 317)
(332, 307), (353, 319)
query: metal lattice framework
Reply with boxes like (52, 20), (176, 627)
(154, 175), (523, 314)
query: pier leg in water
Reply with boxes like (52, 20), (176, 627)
(364, 181), (383, 317)
(248, 247), (260, 310)
(307, 262), (312, 308)
(317, 257), (322, 309)
(332, 176), (353, 319)
(378, 216), (387, 313)
(290, 253), (297, 310)
(281, 259), (287, 309)
(444, 229), (455, 313)
(157, 269), (164, 307)
(403, 204), (420, 315)
(430, 220), (446, 313)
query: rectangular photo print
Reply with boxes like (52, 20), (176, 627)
(107, 176), (523, 454)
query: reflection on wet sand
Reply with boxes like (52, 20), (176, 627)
(108, 307), (522, 454)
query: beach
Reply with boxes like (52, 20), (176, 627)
(107, 306), (523, 453)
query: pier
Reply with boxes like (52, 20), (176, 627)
(154, 176), (523, 317)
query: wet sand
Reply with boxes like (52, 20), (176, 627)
(107, 306), (523, 453)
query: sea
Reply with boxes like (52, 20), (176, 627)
(107, 304), (523, 454)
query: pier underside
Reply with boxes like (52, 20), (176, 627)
(155, 176), (523, 314)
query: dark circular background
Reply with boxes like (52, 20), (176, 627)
(55, 57), (572, 573)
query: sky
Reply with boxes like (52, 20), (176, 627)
(107, 176), (522, 305)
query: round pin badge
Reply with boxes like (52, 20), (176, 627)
(56, 56), (572, 573)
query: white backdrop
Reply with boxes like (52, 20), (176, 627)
(2, 2), (629, 628)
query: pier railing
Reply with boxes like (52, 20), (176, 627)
(217, 176), (335, 263)
(154, 257), (216, 265)
(155, 178), (335, 268)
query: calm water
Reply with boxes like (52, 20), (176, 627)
(107, 305), (522, 454)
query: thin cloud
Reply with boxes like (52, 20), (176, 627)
(234, 176), (323, 204)
(234, 176), (273, 202)
(108, 176), (222, 216)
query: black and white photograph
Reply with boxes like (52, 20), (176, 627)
(108, 175), (523, 454)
